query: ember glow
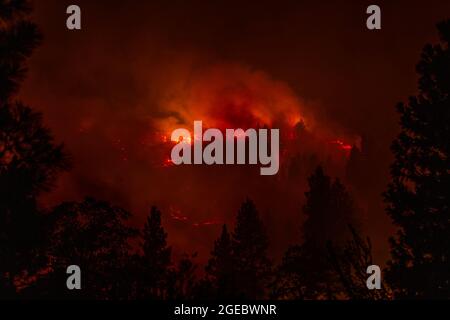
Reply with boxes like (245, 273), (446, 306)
(329, 139), (353, 151)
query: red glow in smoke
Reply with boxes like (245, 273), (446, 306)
(169, 206), (189, 221)
(163, 158), (175, 167)
(169, 206), (221, 228)
(329, 139), (353, 151)
(192, 220), (221, 227)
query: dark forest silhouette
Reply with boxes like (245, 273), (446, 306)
(384, 20), (450, 299)
(0, 0), (69, 299)
(272, 166), (360, 299)
(0, 1), (449, 300)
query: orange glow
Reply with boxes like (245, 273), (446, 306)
(170, 134), (192, 145)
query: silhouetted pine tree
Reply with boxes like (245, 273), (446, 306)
(27, 198), (138, 299)
(0, 0), (68, 298)
(232, 199), (272, 299)
(385, 20), (450, 299)
(0, 0), (40, 101)
(327, 226), (390, 300)
(204, 224), (237, 299)
(167, 253), (198, 300)
(275, 166), (358, 299)
(137, 206), (172, 299)
(346, 145), (365, 194)
(304, 167), (358, 246)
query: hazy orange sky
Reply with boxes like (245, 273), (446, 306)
(19, 0), (450, 263)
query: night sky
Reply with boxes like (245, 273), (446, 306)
(20, 0), (450, 263)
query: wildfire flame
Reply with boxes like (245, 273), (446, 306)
(169, 206), (221, 228)
(148, 64), (357, 169)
